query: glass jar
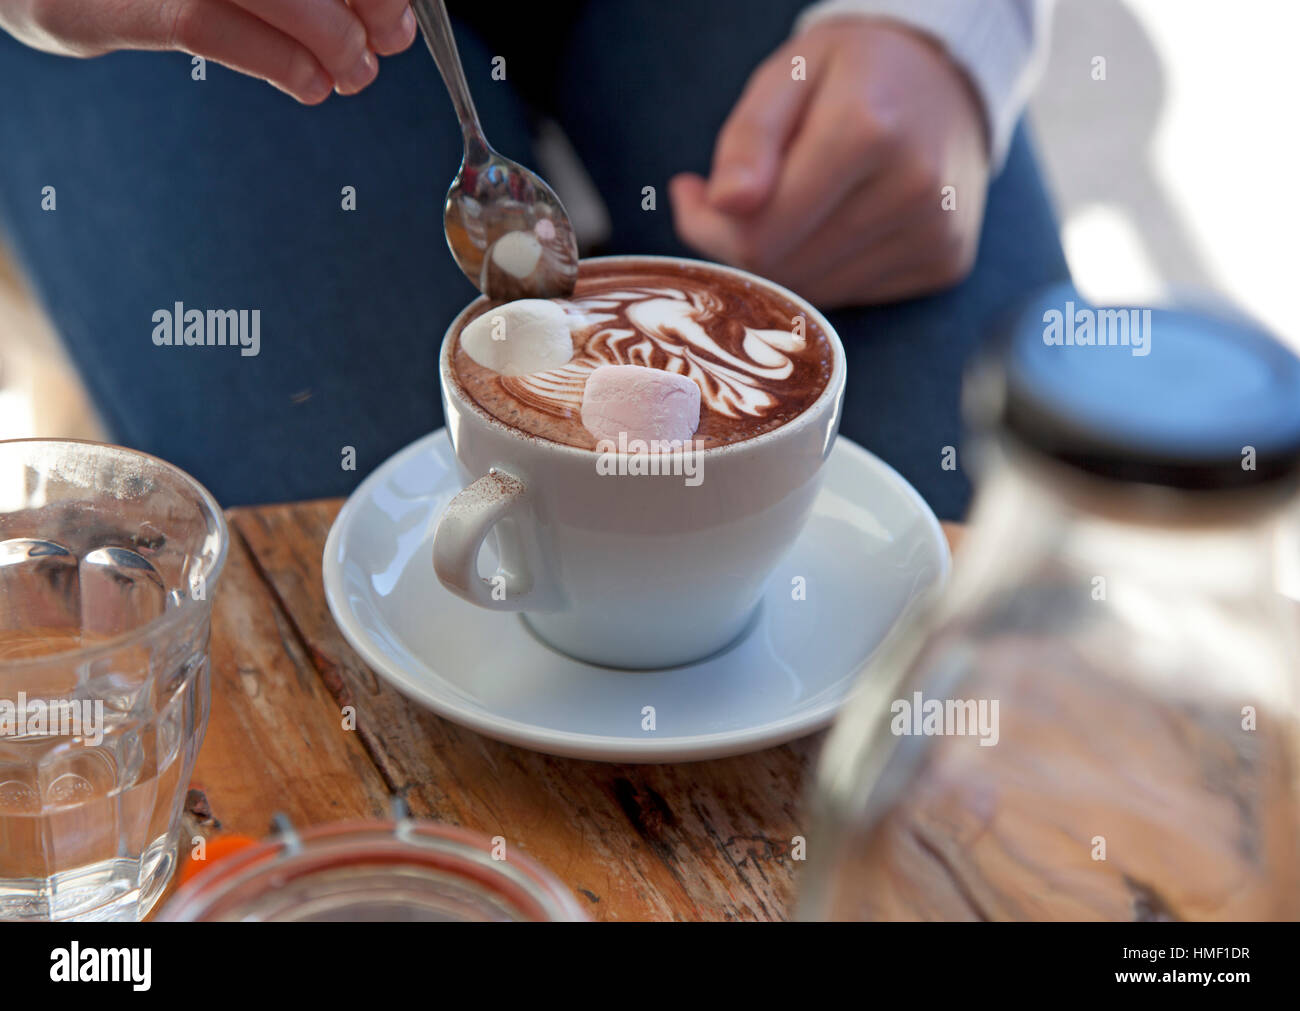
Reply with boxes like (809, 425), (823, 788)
(798, 288), (1300, 921)
(159, 813), (587, 922)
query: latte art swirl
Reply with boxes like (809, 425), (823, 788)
(501, 285), (808, 420)
(451, 262), (834, 451)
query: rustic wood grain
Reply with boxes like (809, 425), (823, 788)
(189, 523), (390, 837)
(197, 505), (1296, 922)
(824, 636), (1299, 922)
(190, 502), (962, 921)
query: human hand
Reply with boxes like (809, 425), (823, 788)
(1, 0), (417, 103)
(671, 19), (990, 308)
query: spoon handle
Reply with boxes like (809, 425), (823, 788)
(411, 0), (488, 147)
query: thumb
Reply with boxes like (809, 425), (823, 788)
(707, 42), (818, 214)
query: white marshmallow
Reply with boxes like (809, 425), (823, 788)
(460, 299), (574, 376)
(490, 230), (543, 278)
(581, 364), (701, 444)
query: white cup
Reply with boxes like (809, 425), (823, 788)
(433, 255), (846, 668)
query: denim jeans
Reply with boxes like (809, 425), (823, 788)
(0, 1), (1069, 517)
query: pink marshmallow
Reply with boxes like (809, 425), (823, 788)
(581, 364), (702, 444)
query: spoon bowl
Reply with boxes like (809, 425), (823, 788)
(414, 0), (579, 299)
(444, 141), (579, 300)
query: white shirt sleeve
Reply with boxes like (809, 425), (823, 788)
(795, 0), (1054, 171)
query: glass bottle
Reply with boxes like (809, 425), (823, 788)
(799, 288), (1300, 920)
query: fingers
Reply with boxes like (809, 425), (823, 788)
(766, 166), (942, 287)
(674, 94), (895, 279)
(163, 0), (333, 103)
(228, 0), (376, 94)
(673, 167), (976, 309)
(796, 217), (975, 308)
(727, 80), (893, 270)
(706, 38), (823, 214)
(671, 173), (749, 265)
(348, 0), (416, 56)
(20, 0), (404, 100)
(700, 48), (898, 272)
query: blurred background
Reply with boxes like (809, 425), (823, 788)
(1, 0), (1296, 439)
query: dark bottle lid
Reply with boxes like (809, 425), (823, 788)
(965, 284), (1300, 490)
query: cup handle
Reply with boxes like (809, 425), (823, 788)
(432, 467), (541, 610)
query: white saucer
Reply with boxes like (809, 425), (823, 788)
(322, 429), (949, 763)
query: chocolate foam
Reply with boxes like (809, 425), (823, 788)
(450, 261), (834, 450)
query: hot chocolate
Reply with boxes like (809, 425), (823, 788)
(449, 260), (834, 450)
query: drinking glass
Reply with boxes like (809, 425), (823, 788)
(0, 440), (227, 920)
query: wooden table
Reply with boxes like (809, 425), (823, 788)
(184, 498), (960, 921)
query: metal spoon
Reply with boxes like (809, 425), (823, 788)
(411, 0), (579, 300)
